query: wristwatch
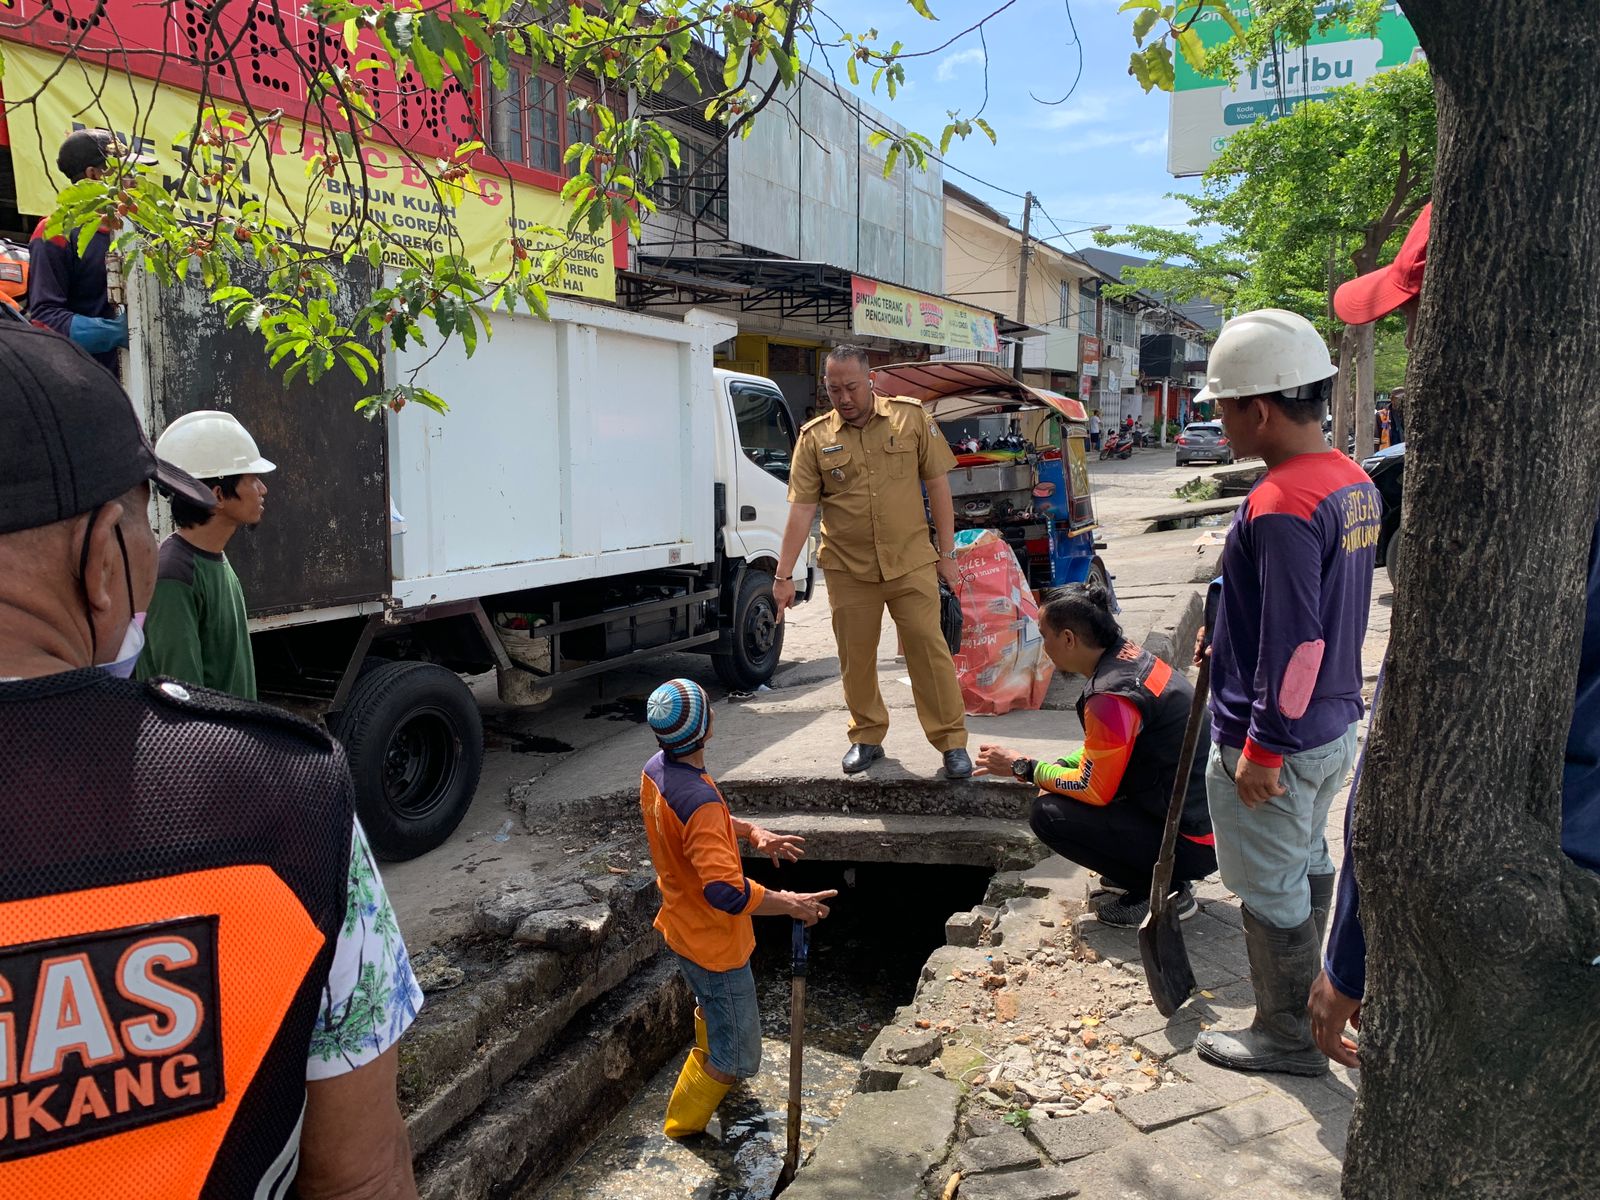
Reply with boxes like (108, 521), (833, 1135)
(942, 550), (958, 561)
(1011, 757), (1036, 783)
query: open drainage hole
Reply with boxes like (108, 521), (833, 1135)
(545, 860), (994, 1200)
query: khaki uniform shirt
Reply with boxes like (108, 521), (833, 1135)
(788, 394), (958, 582)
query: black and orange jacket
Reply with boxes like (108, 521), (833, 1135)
(1034, 640), (1212, 842)
(639, 752), (765, 973)
(0, 670), (351, 1197)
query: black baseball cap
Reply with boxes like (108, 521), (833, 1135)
(56, 128), (157, 181)
(0, 323), (216, 535)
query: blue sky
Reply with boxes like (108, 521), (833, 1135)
(815, 0), (1202, 249)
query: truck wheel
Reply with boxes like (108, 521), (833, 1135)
(335, 661), (484, 861)
(713, 569), (785, 690)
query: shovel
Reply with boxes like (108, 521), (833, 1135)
(1139, 655), (1210, 1017)
(771, 918), (809, 1197)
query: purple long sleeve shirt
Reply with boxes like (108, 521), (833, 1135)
(1327, 500), (1600, 998)
(1210, 450), (1382, 767)
(27, 218), (118, 374)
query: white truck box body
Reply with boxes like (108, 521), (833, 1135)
(386, 300), (735, 609)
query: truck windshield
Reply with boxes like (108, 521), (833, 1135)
(731, 382), (796, 482)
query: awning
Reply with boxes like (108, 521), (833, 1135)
(872, 361), (1089, 424)
(626, 255), (1027, 341)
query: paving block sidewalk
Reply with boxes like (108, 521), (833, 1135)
(942, 574), (1395, 1200)
(943, 856), (1357, 1200)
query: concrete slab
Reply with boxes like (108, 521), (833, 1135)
(781, 1070), (961, 1200)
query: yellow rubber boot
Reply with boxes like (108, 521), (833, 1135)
(694, 1007), (709, 1055)
(663, 1048), (731, 1138)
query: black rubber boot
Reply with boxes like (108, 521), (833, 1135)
(1195, 908), (1329, 1077)
(1309, 872), (1335, 946)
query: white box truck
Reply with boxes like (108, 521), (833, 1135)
(128, 273), (815, 860)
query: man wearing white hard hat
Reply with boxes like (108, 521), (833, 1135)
(1188, 309), (1383, 1078)
(137, 411), (276, 698)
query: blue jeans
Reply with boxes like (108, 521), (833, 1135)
(1205, 724), (1358, 928)
(673, 953), (763, 1079)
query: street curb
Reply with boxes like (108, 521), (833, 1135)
(1142, 588), (1204, 674)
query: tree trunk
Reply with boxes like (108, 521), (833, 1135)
(1332, 324), (1357, 456)
(1345, 2), (1600, 1196)
(1353, 321), (1375, 461)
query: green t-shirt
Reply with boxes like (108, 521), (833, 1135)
(136, 534), (257, 700)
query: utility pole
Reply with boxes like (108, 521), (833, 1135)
(1011, 191), (1034, 378)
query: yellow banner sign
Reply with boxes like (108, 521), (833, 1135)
(851, 275), (999, 353)
(2, 43), (615, 300)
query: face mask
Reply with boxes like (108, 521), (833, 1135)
(101, 612), (147, 679)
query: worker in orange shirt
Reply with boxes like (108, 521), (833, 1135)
(639, 678), (837, 1137)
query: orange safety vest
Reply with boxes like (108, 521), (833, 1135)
(0, 671), (351, 1197)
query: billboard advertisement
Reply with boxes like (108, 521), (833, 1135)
(1167, 2), (1422, 177)
(851, 276), (1000, 352)
(2, 42), (618, 298)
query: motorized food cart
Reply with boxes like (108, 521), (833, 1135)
(875, 361), (1111, 597)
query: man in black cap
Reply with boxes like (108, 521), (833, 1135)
(26, 129), (153, 373)
(0, 323), (422, 1196)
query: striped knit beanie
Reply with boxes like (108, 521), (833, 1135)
(646, 678), (711, 755)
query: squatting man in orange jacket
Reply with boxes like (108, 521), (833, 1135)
(638, 678), (837, 1136)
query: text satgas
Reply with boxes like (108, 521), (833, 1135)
(0, 932), (217, 1151)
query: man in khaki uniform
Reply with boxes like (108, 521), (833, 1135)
(774, 345), (971, 778)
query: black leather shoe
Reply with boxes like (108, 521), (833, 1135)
(842, 743), (884, 774)
(942, 748), (974, 779)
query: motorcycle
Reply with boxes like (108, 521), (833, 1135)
(1099, 430), (1134, 460)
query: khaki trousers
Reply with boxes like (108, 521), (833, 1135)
(825, 564), (967, 751)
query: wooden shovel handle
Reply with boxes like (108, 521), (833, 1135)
(1150, 656), (1211, 916)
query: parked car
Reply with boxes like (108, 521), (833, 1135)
(1175, 421), (1233, 465)
(1362, 441), (1406, 582)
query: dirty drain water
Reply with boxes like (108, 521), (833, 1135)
(541, 862), (992, 1199)
(539, 1039), (859, 1200)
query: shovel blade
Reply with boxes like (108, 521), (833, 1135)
(771, 1160), (797, 1198)
(1138, 899), (1196, 1018)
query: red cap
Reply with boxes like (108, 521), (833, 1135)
(1334, 203), (1430, 325)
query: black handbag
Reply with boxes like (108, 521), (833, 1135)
(938, 578), (964, 656)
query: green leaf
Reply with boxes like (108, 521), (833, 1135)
(411, 38), (445, 91)
(342, 17), (360, 54)
(974, 117), (996, 144)
(1203, 0), (1244, 38)
(76, 218), (99, 257)
(418, 13), (447, 58)
(1132, 8), (1159, 42)
(1176, 27), (1208, 72)
(883, 144), (900, 177)
(847, 54), (859, 85)
(1128, 42), (1175, 92)
(490, 31), (510, 90)
(336, 343), (370, 384)
(383, 11), (414, 54)
(908, 0), (935, 17)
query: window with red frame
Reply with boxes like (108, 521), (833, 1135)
(490, 65), (601, 179)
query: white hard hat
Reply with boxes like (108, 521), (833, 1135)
(155, 410), (276, 479)
(1202, 308), (1336, 401)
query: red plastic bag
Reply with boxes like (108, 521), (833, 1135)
(951, 530), (1054, 715)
